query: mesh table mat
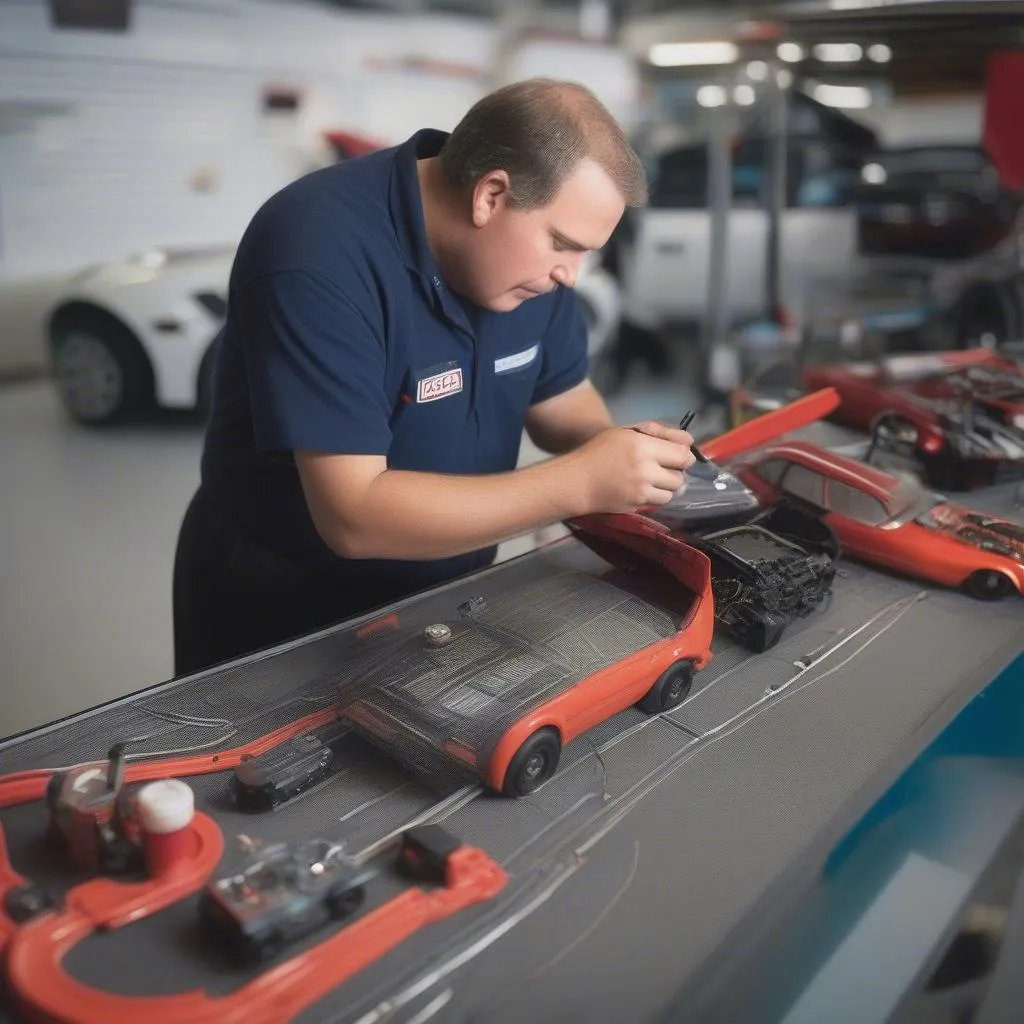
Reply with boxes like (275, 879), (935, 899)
(2, 517), (1022, 1024)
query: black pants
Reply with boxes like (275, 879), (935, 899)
(172, 488), (364, 676)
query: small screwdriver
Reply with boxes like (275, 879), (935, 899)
(678, 410), (710, 463)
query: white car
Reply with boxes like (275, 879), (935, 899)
(48, 246), (620, 425)
(48, 245), (231, 424)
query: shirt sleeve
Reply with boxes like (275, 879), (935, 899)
(530, 285), (589, 405)
(236, 269), (393, 456)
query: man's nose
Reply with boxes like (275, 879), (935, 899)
(551, 255), (585, 288)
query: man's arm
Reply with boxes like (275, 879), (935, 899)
(296, 420), (695, 561)
(524, 379), (614, 454)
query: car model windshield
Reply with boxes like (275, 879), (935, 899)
(888, 475), (938, 523)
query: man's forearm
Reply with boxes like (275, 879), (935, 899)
(334, 457), (588, 560)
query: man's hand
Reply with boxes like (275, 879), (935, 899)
(563, 421), (696, 513)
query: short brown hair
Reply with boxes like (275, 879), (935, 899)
(438, 78), (648, 209)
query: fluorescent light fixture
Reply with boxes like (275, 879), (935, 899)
(829, 0), (884, 9)
(696, 84), (728, 108)
(813, 82), (872, 108)
(734, 84), (756, 106)
(746, 60), (769, 81)
(814, 42), (864, 62)
(777, 42), (805, 62)
(861, 162), (888, 184)
(868, 43), (893, 63)
(649, 41), (738, 67)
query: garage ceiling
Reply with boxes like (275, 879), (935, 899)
(312, 0), (1024, 94)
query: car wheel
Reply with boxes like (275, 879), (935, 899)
(964, 570), (1016, 601)
(325, 884), (364, 920)
(51, 310), (154, 425)
(502, 728), (561, 797)
(196, 339), (219, 417)
(638, 660), (695, 715)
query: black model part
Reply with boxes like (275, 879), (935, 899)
(398, 825), (463, 884)
(692, 506), (838, 653)
(232, 732), (338, 812)
(199, 838), (376, 962)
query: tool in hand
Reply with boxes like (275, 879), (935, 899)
(678, 410), (710, 463)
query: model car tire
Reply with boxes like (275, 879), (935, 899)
(964, 570), (1016, 601)
(325, 883), (364, 920)
(638, 659), (695, 715)
(502, 728), (561, 797)
(50, 306), (154, 425)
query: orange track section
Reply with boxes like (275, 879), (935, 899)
(0, 824), (28, 951)
(0, 706), (344, 810)
(6, 845), (506, 1024)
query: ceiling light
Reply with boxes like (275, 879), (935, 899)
(649, 42), (738, 67)
(777, 42), (805, 63)
(696, 84), (728, 108)
(734, 84), (756, 106)
(867, 43), (893, 63)
(814, 43), (863, 62)
(812, 83), (872, 108)
(746, 60), (769, 81)
(861, 162), (888, 184)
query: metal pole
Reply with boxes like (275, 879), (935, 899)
(701, 82), (734, 400)
(765, 63), (789, 323)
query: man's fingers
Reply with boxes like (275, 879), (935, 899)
(643, 485), (680, 507)
(650, 467), (686, 495)
(630, 421), (696, 448)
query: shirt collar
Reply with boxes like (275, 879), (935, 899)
(388, 128), (449, 288)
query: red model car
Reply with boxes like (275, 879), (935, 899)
(337, 513), (714, 797)
(732, 440), (1024, 600)
(801, 349), (1024, 489)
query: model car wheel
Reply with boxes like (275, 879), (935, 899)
(50, 307), (154, 425)
(872, 413), (919, 460)
(502, 728), (561, 797)
(325, 884), (364, 920)
(964, 570), (1016, 601)
(638, 659), (695, 715)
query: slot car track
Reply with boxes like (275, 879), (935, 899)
(2, 506), (1021, 1024)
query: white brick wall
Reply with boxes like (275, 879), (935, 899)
(0, 0), (493, 282)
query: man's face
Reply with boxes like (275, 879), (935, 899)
(462, 158), (626, 312)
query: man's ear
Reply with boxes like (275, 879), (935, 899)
(470, 170), (512, 227)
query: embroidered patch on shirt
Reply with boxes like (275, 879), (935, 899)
(417, 367), (464, 403)
(494, 343), (540, 375)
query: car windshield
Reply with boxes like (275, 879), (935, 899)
(888, 475), (936, 522)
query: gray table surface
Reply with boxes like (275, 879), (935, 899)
(1, 456), (1021, 1024)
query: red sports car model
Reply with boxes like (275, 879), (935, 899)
(801, 349), (1024, 489)
(337, 513), (715, 797)
(733, 440), (1024, 600)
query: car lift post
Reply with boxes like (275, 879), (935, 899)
(700, 77), (736, 406)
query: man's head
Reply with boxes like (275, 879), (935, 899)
(430, 78), (647, 312)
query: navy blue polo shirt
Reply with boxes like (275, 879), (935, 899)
(201, 128), (589, 607)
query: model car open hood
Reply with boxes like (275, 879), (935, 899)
(918, 503), (1024, 562)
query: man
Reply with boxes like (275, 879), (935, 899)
(173, 78), (696, 676)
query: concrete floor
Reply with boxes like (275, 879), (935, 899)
(1, 363), (700, 739)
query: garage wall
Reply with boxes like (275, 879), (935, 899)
(0, 0), (494, 283)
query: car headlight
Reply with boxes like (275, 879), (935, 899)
(127, 248), (168, 270)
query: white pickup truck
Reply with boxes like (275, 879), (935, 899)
(611, 137), (863, 333)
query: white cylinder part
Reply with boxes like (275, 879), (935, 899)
(136, 779), (195, 835)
